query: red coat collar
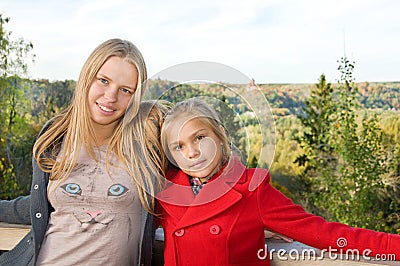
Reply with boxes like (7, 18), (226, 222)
(157, 156), (247, 205)
(156, 156), (248, 226)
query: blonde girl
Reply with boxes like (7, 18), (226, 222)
(0, 39), (161, 266)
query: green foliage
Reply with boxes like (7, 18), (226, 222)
(292, 74), (338, 215)
(327, 58), (390, 229)
(294, 57), (400, 232)
(0, 14), (35, 198)
(29, 79), (75, 125)
(0, 158), (23, 199)
(294, 74), (336, 169)
(271, 116), (303, 177)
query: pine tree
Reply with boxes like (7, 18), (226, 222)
(294, 74), (337, 215)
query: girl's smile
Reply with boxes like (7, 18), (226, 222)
(88, 56), (138, 137)
(189, 159), (207, 169)
(97, 102), (117, 114)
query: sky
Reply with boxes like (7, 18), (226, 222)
(1, 0), (400, 84)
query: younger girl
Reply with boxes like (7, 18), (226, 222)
(157, 98), (400, 265)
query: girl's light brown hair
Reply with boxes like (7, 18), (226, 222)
(160, 98), (231, 168)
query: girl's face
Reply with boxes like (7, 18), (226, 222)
(88, 56), (138, 132)
(166, 117), (224, 179)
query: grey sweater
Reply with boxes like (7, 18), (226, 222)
(0, 123), (155, 266)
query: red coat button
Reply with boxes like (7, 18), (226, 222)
(175, 229), (185, 237)
(209, 225), (220, 235)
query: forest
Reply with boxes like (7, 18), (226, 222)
(1, 14), (399, 233)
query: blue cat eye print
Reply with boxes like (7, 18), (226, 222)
(61, 183), (82, 195)
(108, 184), (129, 196)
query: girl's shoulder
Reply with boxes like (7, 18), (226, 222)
(229, 156), (271, 189)
(231, 167), (271, 192)
(245, 167), (271, 191)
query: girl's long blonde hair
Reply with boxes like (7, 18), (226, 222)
(33, 38), (159, 212)
(122, 100), (170, 213)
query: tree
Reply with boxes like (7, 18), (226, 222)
(0, 14), (35, 196)
(328, 57), (398, 230)
(1, 14), (35, 159)
(294, 74), (337, 214)
(0, 15), (34, 77)
(295, 74), (336, 169)
(294, 58), (400, 232)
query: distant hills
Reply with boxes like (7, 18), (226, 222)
(257, 81), (400, 115)
(27, 78), (400, 120)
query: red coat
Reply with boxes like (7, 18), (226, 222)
(157, 157), (400, 265)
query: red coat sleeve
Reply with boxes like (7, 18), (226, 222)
(257, 177), (400, 259)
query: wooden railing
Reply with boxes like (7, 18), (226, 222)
(0, 223), (397, 265)
(0, 222), (30, 251)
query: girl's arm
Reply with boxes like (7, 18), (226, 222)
(257, 175), (400, 259)
(0, 195), (31, 225)
(0, 121), (53, 226)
